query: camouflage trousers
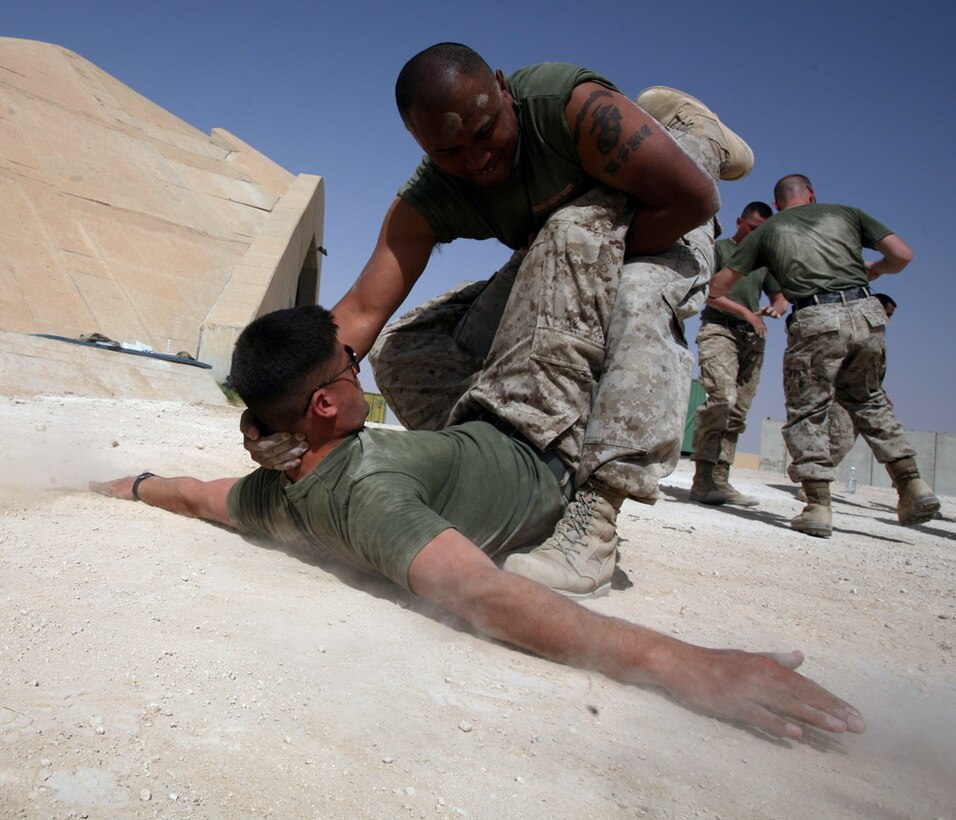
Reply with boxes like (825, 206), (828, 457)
(825, 348), (887, 465)
(692, 321), (766, 465)
(370, 179), (714, 501)
(782, 297), (913, 482)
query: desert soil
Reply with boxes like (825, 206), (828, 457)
(1, 395), (953, 819)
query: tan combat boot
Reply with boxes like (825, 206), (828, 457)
(502, 482), (622, 599)
(791, 480), (832, 538)
(712, 463), (759, 507)
(886, 457), (941, 526)
(689, 461), (731, 505)
(634, 86), (754, 180)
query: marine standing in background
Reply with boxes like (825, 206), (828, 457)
(690, 201), (787, 506)
(710, 174), (940, 537)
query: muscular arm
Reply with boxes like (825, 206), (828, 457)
(89, 475), (241, 530)
(331, 197), (440, 359)
(565, 82), (719, 257)
(408, 530), (866, 739)
(866, 233), (913, 280)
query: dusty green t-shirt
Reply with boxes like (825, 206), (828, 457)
(398, 62), (618, 249)
(701, 237), (780, 321)
(226, 421), (565, 590)
(727, 203), (892, 301)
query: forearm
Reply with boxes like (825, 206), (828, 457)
(705, 294), (752, 321)
(434, 564), (674, 686)
(708, 266), (742, 299)
(89, 474), (239, 528)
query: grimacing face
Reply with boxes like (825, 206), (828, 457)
(405, 69), (519, 188)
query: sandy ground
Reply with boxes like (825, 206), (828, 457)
(1, 395), (954, 819)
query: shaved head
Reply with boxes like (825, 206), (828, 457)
(774, 174), (814, 207)
(395, 43), (496, 126)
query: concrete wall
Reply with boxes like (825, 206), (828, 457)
(760, 419), (956, 495)
(0, 38), (324, 397)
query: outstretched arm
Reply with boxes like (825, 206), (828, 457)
(89, 474), (241, 530)
(564, 82), (719, 257)
(867, 233), (913, 280)
(408, 530), (866, 740)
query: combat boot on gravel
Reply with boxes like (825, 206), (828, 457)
(502, 482), (623, 599)
(791, 480), (832, 538)
(689, 461), (731, 505)
(634, 86), (754, 180)
(712, 463), (759, 507)
(886, 457), (941, 526)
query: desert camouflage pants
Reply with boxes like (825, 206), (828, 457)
(825, 347), (887, 465)
(692, 321), (765, 465)
(782, 297), (913, 482)
(370, 146), (715, 501)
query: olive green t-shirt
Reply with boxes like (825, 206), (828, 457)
(399, 62), (618, 250)
(701, 237), (780, 321)
(727, 203), (892, 301)
(226, 421), (565, 590)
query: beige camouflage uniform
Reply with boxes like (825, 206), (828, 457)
(692, 322), (765, 465)
(783, 297), (913, 483)
(371, 134), (716, 502)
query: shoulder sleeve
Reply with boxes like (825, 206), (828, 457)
(344, 474), (456, 590)
(226, 469), (296, 539)
(728, 230), (761, 274)
(398, 158), (488, 244)
(854, 207), (893, 248)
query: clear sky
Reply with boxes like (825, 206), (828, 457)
(4, 0), (954, 452)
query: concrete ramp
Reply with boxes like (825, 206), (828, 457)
(0, 37), (324, 398)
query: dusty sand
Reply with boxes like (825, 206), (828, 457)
(1, 395), (953, 819)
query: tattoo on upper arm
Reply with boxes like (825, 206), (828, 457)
(603, 124), (653, 176)
(572, 89), (613, 144)
(572, 90), (654, 177)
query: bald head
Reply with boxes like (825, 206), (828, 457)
(395, 43), (496, 126)
(773, 174), (815, 210)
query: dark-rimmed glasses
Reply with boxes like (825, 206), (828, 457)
(304, 345), (360, 413)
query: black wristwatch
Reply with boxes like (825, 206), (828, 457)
(132, 472), (157, 501)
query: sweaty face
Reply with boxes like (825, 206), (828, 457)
(406, 70), (518, 188)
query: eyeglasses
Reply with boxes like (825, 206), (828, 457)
(304, 345), (360, 413)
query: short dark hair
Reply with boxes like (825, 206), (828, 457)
(774, 174), (813, 205)
(395, 42), (494, 125)
(741, 201), (773, 220)
(230, 305), (339, 432)
(874, 293), (897, 311)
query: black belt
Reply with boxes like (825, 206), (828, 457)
(792, 286), (871, 311)
(703, 314), (755, 333)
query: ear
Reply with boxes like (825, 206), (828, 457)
(736, 216), (744, 230)
(307, 388), (339, 421)
(495, 69), (512, 103)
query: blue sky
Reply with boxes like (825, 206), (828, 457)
(4, 0), (954, 452)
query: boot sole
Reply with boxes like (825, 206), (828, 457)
(791, 523), (832, 538)
(899, 498), (941, 526)
(554, 582), (611, 600)
(689, 492), (728, 506)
